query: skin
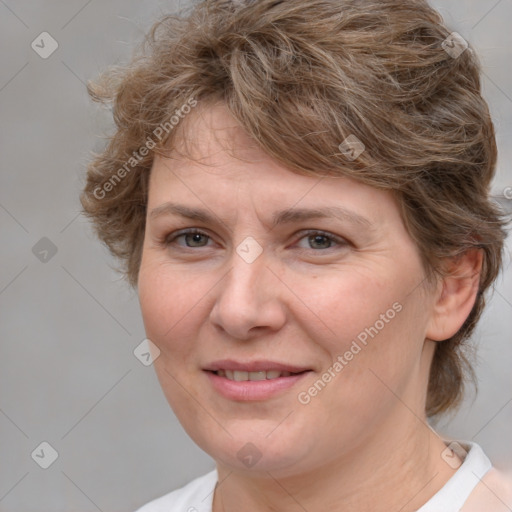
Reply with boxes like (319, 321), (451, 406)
(137, 103), (482, 512)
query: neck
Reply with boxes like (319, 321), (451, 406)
(213, 414), (458, 512)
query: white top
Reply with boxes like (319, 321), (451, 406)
(135, 441), (512, 512)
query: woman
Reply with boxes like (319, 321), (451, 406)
(81, 0), (511, 510)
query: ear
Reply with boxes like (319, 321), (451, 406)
(426, 249), (483, 342)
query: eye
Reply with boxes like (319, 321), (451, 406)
(295, 230), (347, 251)
(161, 228), (348, 252)
(165, 229), (213, 248)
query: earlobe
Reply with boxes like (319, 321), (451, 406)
(426, 249), (483, 342)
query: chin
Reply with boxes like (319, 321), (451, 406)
(187, 419), (318, 475)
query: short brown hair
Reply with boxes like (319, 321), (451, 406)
(80, 0), (508, 417)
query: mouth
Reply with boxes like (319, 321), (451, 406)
(203, 360), (312, 401)
(212, 369), (307, 381)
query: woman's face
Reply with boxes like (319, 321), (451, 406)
(138, 104), (439, 476)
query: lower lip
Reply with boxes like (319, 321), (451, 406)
(205, 371), (311, 401)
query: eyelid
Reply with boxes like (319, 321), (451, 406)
(293, 229), (349, 250)
(162, 227), (349, 251)
(164, 228), (214, 246)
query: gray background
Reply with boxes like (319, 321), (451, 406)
(0, 1), (511, 511)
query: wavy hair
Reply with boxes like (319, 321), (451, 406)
(80, 0), (508, 416)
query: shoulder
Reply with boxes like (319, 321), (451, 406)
(418, 441), (512, 512)
(134, 469), (218, 512)
(462, 467), (512, 512)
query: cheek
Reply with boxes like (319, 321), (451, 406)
(295, 278), (429, 447)
(137, 262), (210, 416)
(293, 268), (404, 345)
(293, 262), (429, 382)
(137, 261), (207, 358)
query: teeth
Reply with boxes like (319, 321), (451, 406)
(248, 371), (266, 381)
(217, 370), (295, 381)
(233, 370), (249, 381)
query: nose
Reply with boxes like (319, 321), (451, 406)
(209, 249), (287, 341)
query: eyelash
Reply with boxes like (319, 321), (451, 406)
(162, 228), (348, 251)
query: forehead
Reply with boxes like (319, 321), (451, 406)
(148, 103), (401, 230)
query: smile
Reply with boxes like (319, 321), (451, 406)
(204, 362), (312, 401)
(214, 369), (297, 381)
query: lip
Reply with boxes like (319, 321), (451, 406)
(203, 360), (312, 401)
(203, 359), (311, 373)
(205, 371), (311, 401)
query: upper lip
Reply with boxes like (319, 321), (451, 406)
(204, 359), (311, 373)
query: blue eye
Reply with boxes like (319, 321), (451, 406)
(168, 229), (212, 248)
(296, 231), (344, 250)
(163, 229), (347, 252)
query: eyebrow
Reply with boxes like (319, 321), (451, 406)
(149, 202), (373, 230)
